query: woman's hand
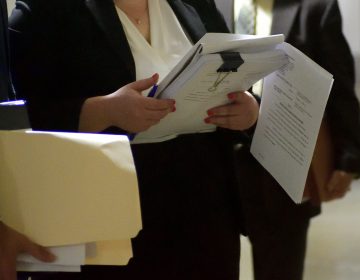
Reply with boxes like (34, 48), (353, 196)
(79, 74), (176, 133)
(325, 170), (354, 200)
(204, 91), (259, 131)
(0, 222), (56, 280)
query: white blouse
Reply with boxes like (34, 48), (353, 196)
(115, 0), (193, 93)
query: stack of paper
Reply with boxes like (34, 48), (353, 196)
(0, 130), (142, 271)
(133, 33), (289, 143)
(131, 33), (334, 205)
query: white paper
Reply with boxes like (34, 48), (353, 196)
(17, 245), (85, 272)
(17, 263), (81, 273)
(250, 43), (334, 203)
(133, 33), (288, 143)
(16, 239), (133, 272)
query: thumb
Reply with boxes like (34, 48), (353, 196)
(129, 73), (159, 92)
(22, 238), (56, 263)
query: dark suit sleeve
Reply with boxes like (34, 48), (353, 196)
(9, 0), (86, 132)
(0, 0), (11, 101)
(315, 0), (360, 173)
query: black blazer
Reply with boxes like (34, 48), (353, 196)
(9, 0), (243, 225)
(0, 0), (11, 101)
(272, 0), (360, 173)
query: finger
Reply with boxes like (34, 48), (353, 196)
(208, 103), (241, 117)
(0, 259), (17, 280)
(128, 73), (159, 92)
(208, 92), (256, 117)
(21, 239), (56, 263)
(227, 91), (249, 103)
(145, 98), (175, 111)
(205, 115), (247, 130)
(144, 107), (175, 121)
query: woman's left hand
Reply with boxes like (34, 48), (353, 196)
(205, 91), (259, 131)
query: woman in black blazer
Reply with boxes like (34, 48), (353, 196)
(1, 1), (56, 280)
(10, 1), (259, 279)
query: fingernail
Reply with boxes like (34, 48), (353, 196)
(172, 106), (176, 112)
(207, 110), (214, 116)
(228, 93), (236, 100)
(152, 73), (159, 80)
(204, 117), (211, 124)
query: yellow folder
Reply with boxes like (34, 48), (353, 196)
(0, 130), (142, 247)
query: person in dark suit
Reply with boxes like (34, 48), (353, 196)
(0, 1), (55, 279)
(9, 0), (259, 279)
(233, 0), (360, 279)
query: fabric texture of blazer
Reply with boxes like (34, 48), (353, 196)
(10, 1), (243, 279)
(0, 0), (11, 101)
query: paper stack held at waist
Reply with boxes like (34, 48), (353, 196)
(0, 130), (142, 271)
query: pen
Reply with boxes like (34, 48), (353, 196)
(147, 84), (158, 98)
(128, 84), (159, 141)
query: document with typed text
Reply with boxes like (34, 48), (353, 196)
(250, 43), (334, 203)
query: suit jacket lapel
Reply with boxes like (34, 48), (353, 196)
(271, 0), (300, 40)
(85, 0), (135, 78)
(0, 0), (10, 100)
(84, 0), (206, 78)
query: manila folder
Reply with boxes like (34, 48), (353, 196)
(0, 130), (142, 246)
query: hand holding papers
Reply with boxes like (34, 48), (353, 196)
(0, 130), (142, 271)
(250, 43), (334, 203)
(133, 33), (289, 143)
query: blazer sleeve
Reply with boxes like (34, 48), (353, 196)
(9, 0), (86, 132)
(0, 0), (12, 101)
(316, 0), (360, 173)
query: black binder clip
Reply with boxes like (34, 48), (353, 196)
(217, 52), (244, 73)
(208, 52), (244, 92)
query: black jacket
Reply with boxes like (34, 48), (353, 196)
(0, 0), (11, 101)
(272, 0), (360, 173)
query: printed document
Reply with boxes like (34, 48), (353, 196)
(133, 33), (288, 143)
(250, 43), (334, 203)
